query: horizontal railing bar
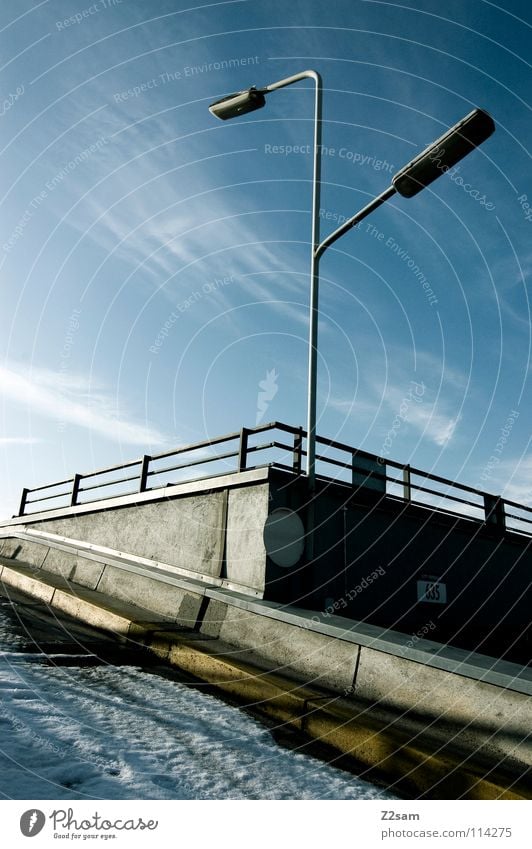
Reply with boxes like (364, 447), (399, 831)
(500, 497), (532, 513)
(26, 491), (72, 504)
(147, 423), (298, 466)
(314, 436), (488, 501)
(266, 421), (301, 435)
(403, 498), (481, 524)
(247, 438), (307, 455)
(408, 484), (484, 512)
(316, 454), (352, 471)
(147, 449), (239, 479)
(25, 478), (75, 494)
(315, 454), (389, 480)
(82, 458), (142, 479)
(76, 488), (139, 505)
(79, 473), (141, 493)
(315, 435), (380, 461)
(270, 462), (297, 472)
(386, 472), (483, 504)
(505, 511), (532, 525)
(272, 440), (297, 453)
(150, 430), (241, 463)
(246, 441), (276, 453)
(156, 463), (271, 488)
(406, 466), (487, 498)
(264, 439), (308, 457)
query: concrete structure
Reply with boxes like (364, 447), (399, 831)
(2, 425), (530, 798)
(0, 523), (530, 799)
(5, 457), (531, 663)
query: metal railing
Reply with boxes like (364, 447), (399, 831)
(16, 422), (532, 538)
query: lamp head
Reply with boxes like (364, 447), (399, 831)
(208, 87), (266, 120)
(392, 108), (495, 198)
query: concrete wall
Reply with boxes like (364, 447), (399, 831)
(201, 601), (357, 693)
(196, 592), (532, 772)
(23, 491), (228, 579)
(224, 484), (269, 594)
(0, 533), (206, 625)
(96, 563), (204, 625)
(5, 465), (531, 664)
(16, 476), (273, 597)
(285, 477), (532, 665)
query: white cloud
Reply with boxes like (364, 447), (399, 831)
(378, 377), (462, 448)
(406, 400), (461, 447)
(489, 455), (532, 507)
(0, 362), (167, 447)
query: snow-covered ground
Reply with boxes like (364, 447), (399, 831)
(0, 598), (394, 800)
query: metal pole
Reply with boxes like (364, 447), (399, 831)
(211, 71), (397, 561)
(262, 74), (394, 559)
(261, 71), (322, 560)
(265, 72), (322, 493)
(306, 73), (322, 491)
(315, 185), (396, 259)
(305, 73), (322, 562)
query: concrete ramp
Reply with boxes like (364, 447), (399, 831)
(1, 524), (531, 800)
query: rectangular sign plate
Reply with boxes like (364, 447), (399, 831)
(417, 580), (447, 604)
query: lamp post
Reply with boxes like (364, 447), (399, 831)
(209, 73), (495, 558)
(210, 70), (323, 521)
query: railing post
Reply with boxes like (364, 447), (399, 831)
(139, 455), (151, 493)
(484, 494), (506, 532)
(351, 452), (358, 489)
(18, 488), (29, 517)
(70, 474), (81, 507)
(293, 427), (303, 475)
(403, 465), (412, 501)
(238, 428), (249, 472)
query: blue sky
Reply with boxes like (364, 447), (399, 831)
(0, 0), (530, 517)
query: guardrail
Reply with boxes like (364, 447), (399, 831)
(16, 421), (532, 537)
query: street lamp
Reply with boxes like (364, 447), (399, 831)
(209, 73), (495, 558)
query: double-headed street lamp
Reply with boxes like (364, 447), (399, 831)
(209, 71), (495, 557)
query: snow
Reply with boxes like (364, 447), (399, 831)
(0, 602), (394, 800)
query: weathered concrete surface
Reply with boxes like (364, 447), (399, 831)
(0, 531), (210, 625)
(40, 546), (105, 590)
(4, 464), (530, 664)
(1, 554), (529, 800)
(354, 646), (532, 769)
(0, 562), (56, 603)
(22, 491), (227, 578)
(96, 562), (204, 625)
(0, 560), (172, 637)
(1, 525), (530, 800)
(225, 484), (269, 594)
(355, 646), (532, 734)
(210, 603), (358, 693)
(1, 537), (49, 568)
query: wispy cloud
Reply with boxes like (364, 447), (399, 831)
(382, 381), (461, 447)
(38, 97), (311, 327)
(322, 336), (468, 453)
(0, 362), (167, 447)
(486, 454), (532, 506)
